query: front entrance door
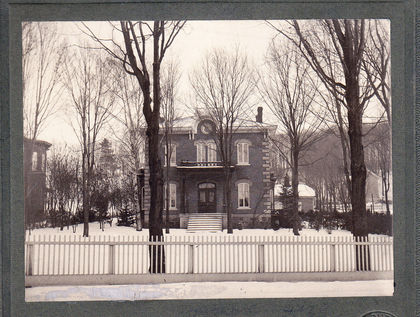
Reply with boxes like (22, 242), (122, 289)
(198, 182), (216, 213)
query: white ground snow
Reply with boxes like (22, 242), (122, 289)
(26, 280), (393, 302)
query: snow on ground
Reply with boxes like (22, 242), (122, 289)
(27, 221), (358, 238)
(25, 280), (393, 301)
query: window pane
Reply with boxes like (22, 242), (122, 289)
(197, 144), (205, 162)
(208, 142), (216, 161)
(245, 183), (249, 207)
(32, 152), (38, 171)
(208, 191), (214, 202)
(170, 146), (176, 165)
(237, 143), (242, 163)
(238, 183), (250, 207)
(199, 191), (206, 202)
(244, 144), (249, 163)
(199, 183), (215, 189)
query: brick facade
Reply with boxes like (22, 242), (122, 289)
(143, 117), (277, 229)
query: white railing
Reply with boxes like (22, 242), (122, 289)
(179, 161), (223, 167)
(25, 234), (393, 277)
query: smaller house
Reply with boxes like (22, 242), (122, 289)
(24, 137), (51, 227)
(273, 183), (316, 212)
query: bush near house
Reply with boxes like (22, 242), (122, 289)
(299, 210), (392, 236)
(271, 209), (302, 230)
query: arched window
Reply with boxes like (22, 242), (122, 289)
(196, 141), (217, 162)
(238, 182), (250, 208)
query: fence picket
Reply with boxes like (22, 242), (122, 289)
(25, 232), (393, 279)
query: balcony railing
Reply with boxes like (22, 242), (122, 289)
(179, 161), (223, 167)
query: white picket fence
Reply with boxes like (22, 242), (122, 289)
(25, 234), (393, 277)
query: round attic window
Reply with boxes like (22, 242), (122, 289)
(200, 121), (213, 134)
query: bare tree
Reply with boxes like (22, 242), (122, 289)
(109, 63), (146, 231)
(46, 146), (79, 230)
(271, 20), (377, 240)
(364, 122), (391, 215)
(363, 20), (391, 126)
(64, 49), (114, 237)
(190, 48), (255, 233)
(161, 61), (182, 234)
(258, 42), (324, 235)
(82, 20), (186, 273)
(22, 22), (66, 230)
(23, 22), (65, 141)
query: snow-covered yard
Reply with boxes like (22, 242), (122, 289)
(26, 279), (394, 301)
(27, 221), (357, 237)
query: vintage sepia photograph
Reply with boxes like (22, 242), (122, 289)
(23, 20), (393, 302)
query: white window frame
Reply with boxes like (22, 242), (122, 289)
(237, 142), (250, 165)
(197, 142), (205, 162)
(207, 141), (217, 162)
(164, 144), (177, 166)
(238, 182), (250, 209)
(196, 141), (217, 162)
(31, 151), (38, 171)
(164, 182), (177, 210)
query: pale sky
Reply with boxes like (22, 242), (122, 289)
(38, 20), (279, 146)
(32, 20), (388, 147)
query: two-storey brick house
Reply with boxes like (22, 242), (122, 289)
(142, 109), (277, 229)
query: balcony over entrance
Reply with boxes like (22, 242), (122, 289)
(177, 161), (234, 169)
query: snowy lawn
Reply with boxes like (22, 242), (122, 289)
(27, 221), (357, 237)
(25, 279), (393, 301)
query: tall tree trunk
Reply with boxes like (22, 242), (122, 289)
(348, 106), (368, 237)
(347, 82), (370, 271)
(136, 174), (143, 231)
(291, 149), (300, 236)
(146, 121), (165, 273)
(165, 131), (170, 234)
(225, 168), (233, 234)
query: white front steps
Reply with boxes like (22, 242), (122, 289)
(186, 213), (223, 232)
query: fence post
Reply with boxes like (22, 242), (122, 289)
(109, 244), (115, 274)
(188, 244), (194, 273)
(28, 244), (34, 276)
(330, 238), (336, 272)
(258, 243), (264, 273)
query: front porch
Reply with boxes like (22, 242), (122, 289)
(180, 213), (226, 231)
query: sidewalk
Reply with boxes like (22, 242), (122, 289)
(26, 280), (393, 302)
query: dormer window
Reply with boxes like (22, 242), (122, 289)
(199, 120), (214, 135)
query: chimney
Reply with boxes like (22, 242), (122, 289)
(256, 107), (263, 123)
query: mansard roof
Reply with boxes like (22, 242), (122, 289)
(162, 115), (277, 135)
